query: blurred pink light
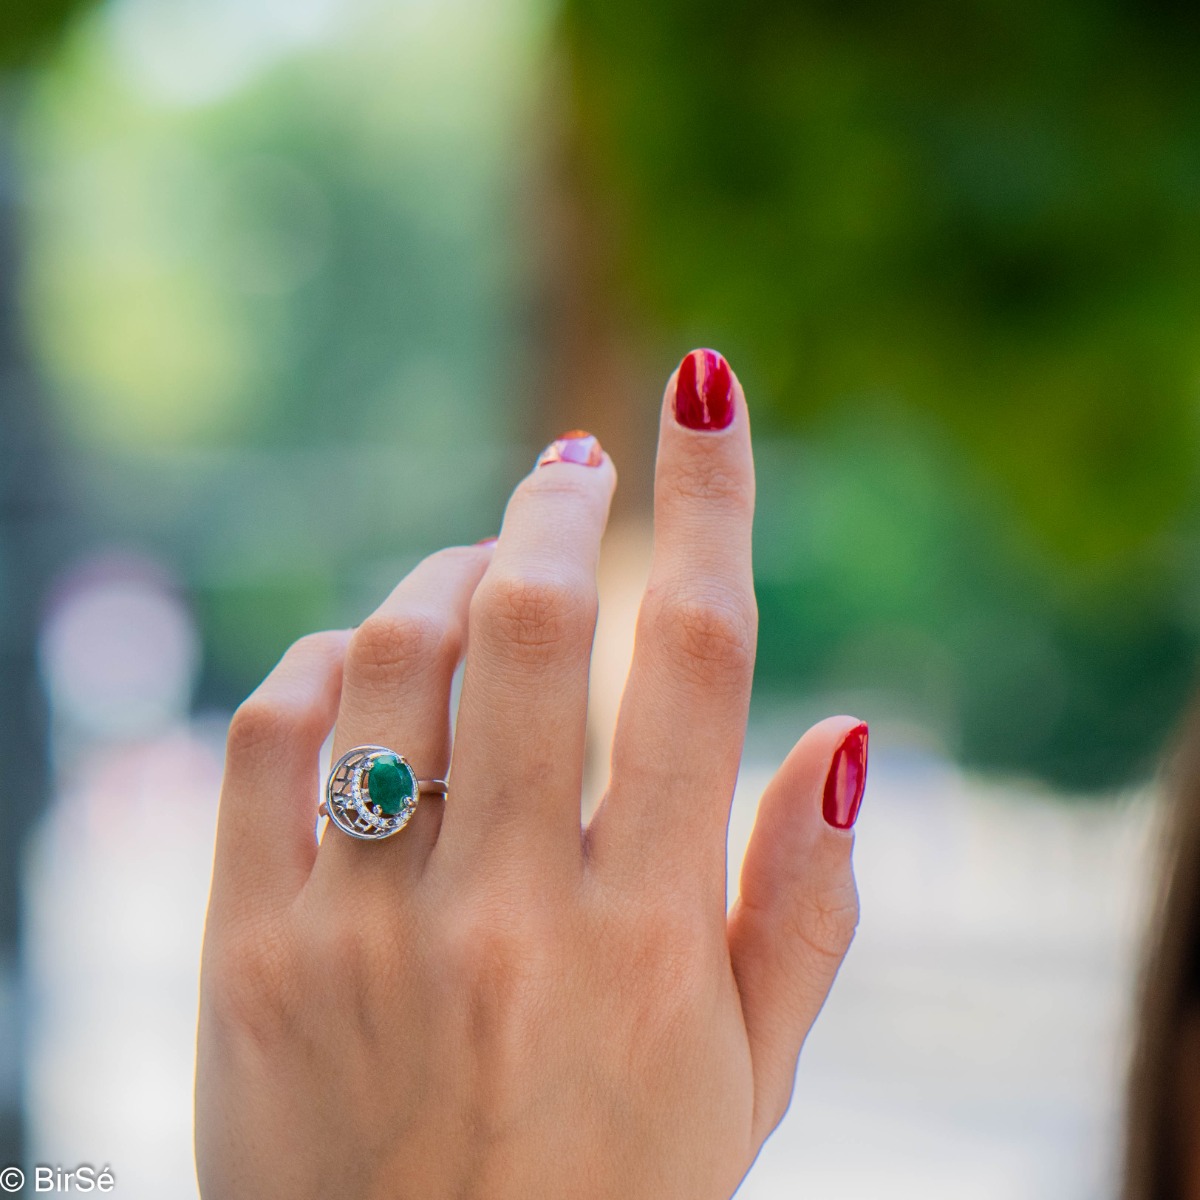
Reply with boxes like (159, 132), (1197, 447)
(39, 553), (199, 738)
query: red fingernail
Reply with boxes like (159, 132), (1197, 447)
(673, 349), (734, 431)
(474, 537), (498, 547)
(822, 723), (869, 830)
(537, 429), (603, 468)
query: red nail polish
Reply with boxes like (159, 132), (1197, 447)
(822, 723), (868, 830)
(474, 537), (498, 547)
(537, 429), (603, 468)
(673, 349), (734, 431)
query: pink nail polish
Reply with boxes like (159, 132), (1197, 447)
(673, 349), (734, 431)
(822, 723), (868, 830)
(537, 429), (604, 468)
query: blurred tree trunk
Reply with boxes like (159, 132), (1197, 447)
(0, 94), (56, 1167)
(0, 0), (95, 1160)
(530, 69), (659, 523)
(529, 76), (661, 806)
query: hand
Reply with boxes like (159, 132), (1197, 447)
(194, 349), (867, 1199)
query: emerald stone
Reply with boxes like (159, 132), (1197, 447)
(367, 755), (414, 816)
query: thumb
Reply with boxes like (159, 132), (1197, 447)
(727, 716), (867, 1145)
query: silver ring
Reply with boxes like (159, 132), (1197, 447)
(321, 745), (447, 842)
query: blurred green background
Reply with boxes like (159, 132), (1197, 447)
(3, 0), (1199, 1183)
(561, 0), (1200, 790)
(8, 0), (1200, 783)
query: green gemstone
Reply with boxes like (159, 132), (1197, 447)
(367, 755), (414, 816)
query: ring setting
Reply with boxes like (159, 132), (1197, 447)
(321, 745), (447, 841)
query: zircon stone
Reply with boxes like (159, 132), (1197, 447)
(367, 755), (415, 816)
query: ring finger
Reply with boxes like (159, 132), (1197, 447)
(308, 542), (494, 892)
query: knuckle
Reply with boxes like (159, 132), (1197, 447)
(660, 452), (752, 511)
(438, 903), (548, 1036)
(472, 572), (595, 663)
(786, 882), (860, 966)
(304, 907), (407, 1042)
(626, 932), (714, 1052)
(443, 903), (532, 983)
(226, 694), (296, 759)
(520, 470), (592, 502)
(514, 463), (607, 511)
(639, 902), (710, 960)
(648, 584), (757, 685)
(202, 923), (295, 1037)
(227, 631), (346, 758)
(348, 610), (457, 687)
(309, 910), (383, 997)
(599, 900), (711, 1024)
(640, 912), (711, 1001)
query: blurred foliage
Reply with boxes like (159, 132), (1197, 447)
(20, 0), (544, 692)
(753, 408), (1199, 788)
(24, 3), (539, 453)
(562, 0), (1200, 789)
(17, 0), (1200, 790)
(0, 0), (95, 70)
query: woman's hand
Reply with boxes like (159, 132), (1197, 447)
(194, 350), (867, 1200)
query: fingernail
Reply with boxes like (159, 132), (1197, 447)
(673, 348), (734, 431)
(474, 537), (498, 547)
(537, 429), (603, 468)
(822, 722), (869, 830)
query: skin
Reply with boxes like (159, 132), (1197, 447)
(195, 358), (863, 1199)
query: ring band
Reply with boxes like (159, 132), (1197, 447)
(321, 745), (447, 841)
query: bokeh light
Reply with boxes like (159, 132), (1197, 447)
(39, 555), (199, 738)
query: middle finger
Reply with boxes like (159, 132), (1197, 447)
(434, 431), (616, 882)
